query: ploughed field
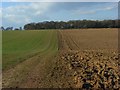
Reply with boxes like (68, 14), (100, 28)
(56, 28), (119, 89)
(2, 28), (120, 89)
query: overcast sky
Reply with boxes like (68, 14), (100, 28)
(1, 2), (118, 28)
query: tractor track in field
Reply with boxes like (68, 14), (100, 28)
(65, 31), (80, 50)
(57, 30), (79, 51)
(20, 31), (58, 88)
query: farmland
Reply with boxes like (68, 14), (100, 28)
(56, 28), (119, 88)
(2, 30), (58, 87)
(2, 28), (120, 89)
(58, 28), (118, 50)
(2, 30), (58, 70)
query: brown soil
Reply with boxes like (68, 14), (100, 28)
(53, 29), (120, 89)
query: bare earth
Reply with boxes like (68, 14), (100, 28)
(2, 28), (120, 89)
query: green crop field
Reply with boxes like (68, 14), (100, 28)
(2, 30), (58, 70)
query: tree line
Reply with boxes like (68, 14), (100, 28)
(24, 20), (119, 30)
(1, 27), (22, 31)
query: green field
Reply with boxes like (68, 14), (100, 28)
(2, 30), (58, 70)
